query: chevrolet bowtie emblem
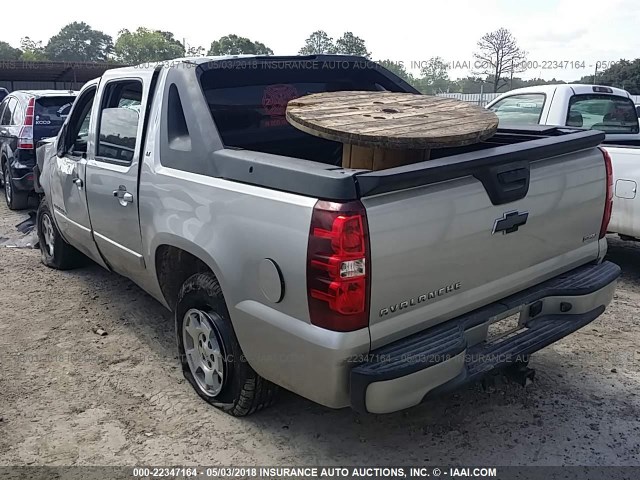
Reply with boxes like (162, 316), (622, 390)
(493, 211), (529, 235)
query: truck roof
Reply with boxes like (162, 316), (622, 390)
(184, 54), (369, 64)
(495, 84), (631, 98)
(103, 54), (373, 77)
(12, 89), (78, 98)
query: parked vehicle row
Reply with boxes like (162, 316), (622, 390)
(33, 55), (618, 416)
(487, 84), (640, 240)
(0, 90), (76, 209)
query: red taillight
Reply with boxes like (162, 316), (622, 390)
(18, 97), (35, 150)
(599, 147), (613, 239)
(307, 200), (370, 332)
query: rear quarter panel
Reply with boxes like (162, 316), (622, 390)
(139, 159), (315, 324)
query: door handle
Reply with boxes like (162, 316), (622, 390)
(113, 186), (134, 206)
(73, 178), (83, 188)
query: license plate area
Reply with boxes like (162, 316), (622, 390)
(487, 311), (525, 343)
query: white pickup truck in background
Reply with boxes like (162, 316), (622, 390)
(487, 84), (640, 240)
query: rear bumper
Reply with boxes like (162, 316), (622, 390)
(350, 261), (620, 414)
(11, 170), (35, 192)
(8, 151), (36, 192)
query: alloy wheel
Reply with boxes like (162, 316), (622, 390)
(4, 164), (11, 204)
(182, 309), (225, 397)
(41, 213), (56, 257)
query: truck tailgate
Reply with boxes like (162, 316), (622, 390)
(360, 131), (608, 347)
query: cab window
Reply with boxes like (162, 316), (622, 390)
(567, 94), (639, 134)
(488, 94), (546, 126)
(96, 80), (142, 164)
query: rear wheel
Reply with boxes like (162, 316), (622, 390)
(37, 198), (84, 270)
(3, 162), (29, 210)
(176, 272), (279, 416)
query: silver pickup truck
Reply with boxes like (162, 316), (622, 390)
(36, 55), (620, 416)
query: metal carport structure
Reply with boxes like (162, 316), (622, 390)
(0, 60), (127, 91)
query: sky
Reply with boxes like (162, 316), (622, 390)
(3, 0), (640, 81)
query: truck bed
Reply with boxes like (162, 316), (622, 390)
(211, 126), (605, 201)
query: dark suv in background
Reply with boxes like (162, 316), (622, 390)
(0, 88), (8, 103)
(0, 90), (76, 209)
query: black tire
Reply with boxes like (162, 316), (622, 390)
(36, 198), (84, 270)
(3, 161), (29, 210)
(176, 272), (279, 416)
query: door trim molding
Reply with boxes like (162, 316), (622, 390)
(54, 208), (92, 233)
(94, 231), (145, 268)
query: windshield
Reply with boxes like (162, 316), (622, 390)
(567, 94), (639, 134)
(488, 93), (546, 126)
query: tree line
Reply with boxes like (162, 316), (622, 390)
(0, 24), (371, 64)
(298, 29), (640, 95)
(1, 23), (638, 95)
(296, 29), (569, 94)
(0, 22), (274, 64)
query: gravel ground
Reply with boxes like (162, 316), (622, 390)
(0, 199), (638, 467)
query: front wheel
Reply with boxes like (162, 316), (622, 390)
(176, 272), (278, 416)
(37, 198), (84, 270)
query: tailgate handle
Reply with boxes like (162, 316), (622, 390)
(498, 169), (528, 187)
(475, 162), (530, 206)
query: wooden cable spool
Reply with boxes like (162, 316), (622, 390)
(286, 91), (499, 170)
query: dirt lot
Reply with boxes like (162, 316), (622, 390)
(0, 199), (639, 467)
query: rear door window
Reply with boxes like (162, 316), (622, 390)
(34, 96), (75, 139)
(488, 94), (546, 125)
(567, 94), (639, 134)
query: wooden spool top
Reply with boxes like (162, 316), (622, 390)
(286, 91), (499, 149)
